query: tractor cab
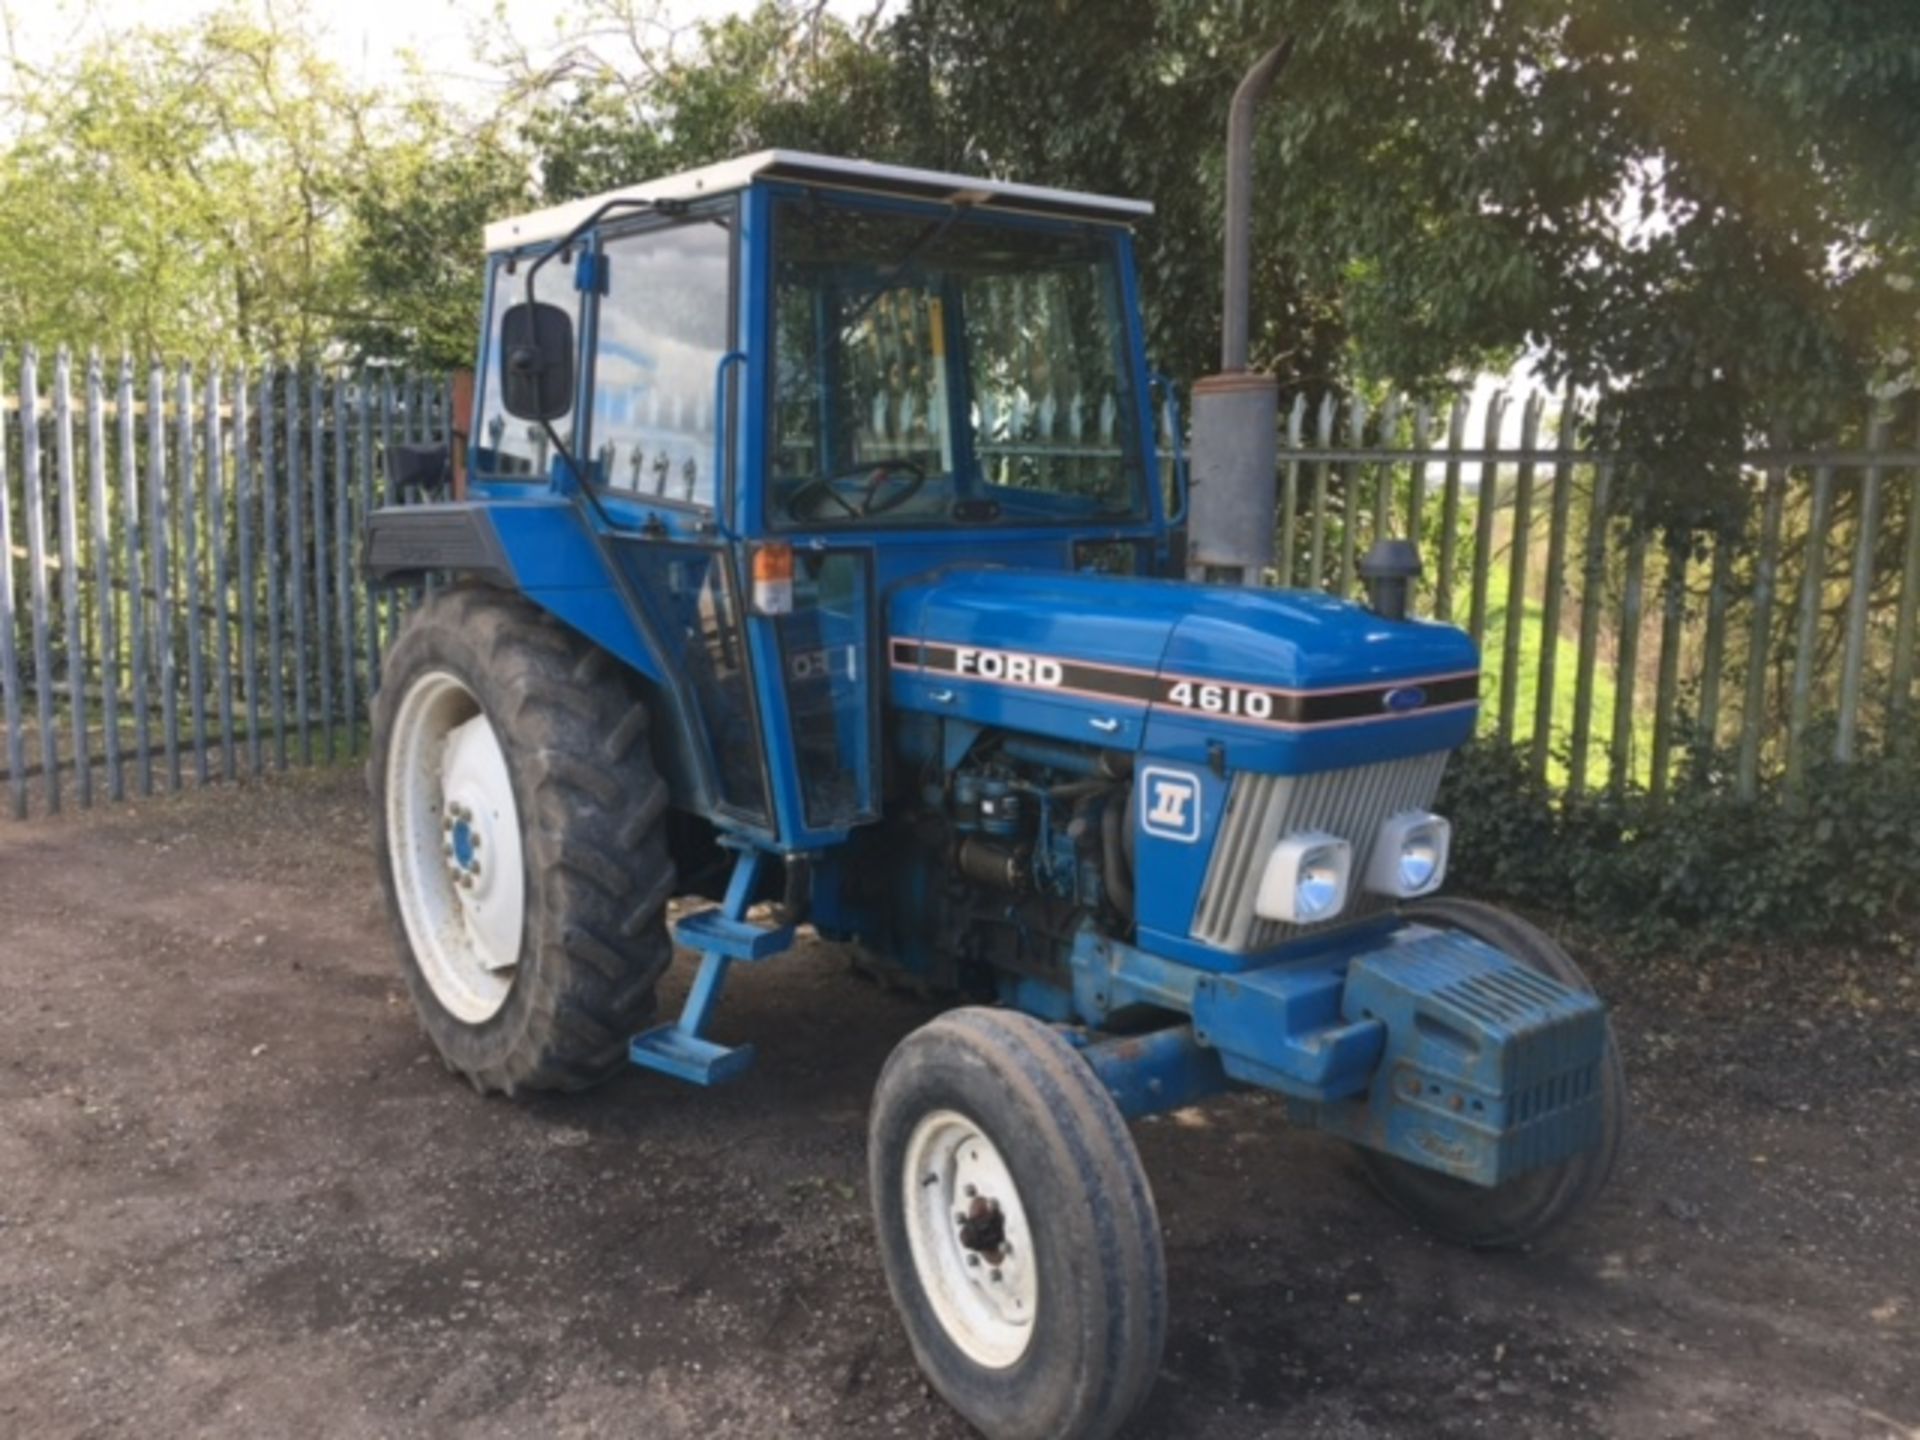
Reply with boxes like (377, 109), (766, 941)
(456, 152), (1172, 850)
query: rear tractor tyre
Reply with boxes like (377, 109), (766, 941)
(370, 584), (675, 1095)
(869, 1008), (1166, 1440)
(1358, 897), (1627, 1249)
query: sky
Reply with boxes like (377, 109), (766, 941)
(4, 0), (883, 102)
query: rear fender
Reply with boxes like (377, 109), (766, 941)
(366, 500), (663, 680)
(364, 499), (716, 814)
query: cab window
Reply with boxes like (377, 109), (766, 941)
(768, 197), (1145, 530)
(588, 218), (734, 506)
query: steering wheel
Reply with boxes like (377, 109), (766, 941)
(785, 459), (927, 521)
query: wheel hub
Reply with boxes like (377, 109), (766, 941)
(957, 1195), (1008, 1262)
(901, 1109), (1037, 1369)
(385, 671), (527, 1024)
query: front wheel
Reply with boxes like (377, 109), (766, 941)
(869, 1008), (1166, 1440)
(1357, 897), (1628, 1249)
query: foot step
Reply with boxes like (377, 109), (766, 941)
(672, 908), (794, 963)
(629, 1024), (758, 1085)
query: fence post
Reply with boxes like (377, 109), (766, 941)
(120, 355), (151, 798)
(54, 349), (94, 808)
(1497, 393), (1541, 747)
(1649, 534), (1688, 804)
(0, 347), (25, 819)
(286, 368), (310, 764)
(1531, 391), (1578, 777)
(1786, 464), (1834, 788)
(1374, 394), (1400, 540)
(1407, 400), (1431, 556)
(260, 371), (287, 770)
(1568, 456), (1612, 795)
(1468, 391), (1506, 649)
(178, 362), (209, 786)
(86, 351), (122, 802)
(381, 370), (404, 647)
(23, 349), (59, 812)
(1737, 456), (1787, 798)
(235, 372), (261, 777)
(149, 359), (181, 792)
(358, 368), (380, 693)
(1835, 410), (1886, 762)
(1435, 395), (1467, 623)
(333, 371), (356, 750)
(1307, 394), (1333, 590)
(1278, 394), (1303, 586)
(1891, 412), (1920, 743)
(310, 369), (334, 762)
(1340, 395), (1367, 597)
(207, 367), (235, 780)
(1609, 526), (1648, 795)
(1695, 538), (1731, 758)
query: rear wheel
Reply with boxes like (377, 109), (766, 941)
(370, 585), (675, 1094)
(1357, 897), (1627, 1248)
(869, 1008), (1166, 1440)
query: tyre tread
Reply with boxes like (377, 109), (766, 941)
(370, 583), (675, 1095)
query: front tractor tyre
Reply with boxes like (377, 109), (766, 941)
(370, 585), (675, 1095)
(869, 1008), (1167, 1440)
(1359, 897), (1628, 1249)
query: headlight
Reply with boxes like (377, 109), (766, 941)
(1254, 832), (1352, 923)
(1367, 811), (1451, 898)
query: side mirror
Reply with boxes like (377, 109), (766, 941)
(499, 301), (575, 422)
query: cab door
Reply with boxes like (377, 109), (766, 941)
(581, 206), (782, 835)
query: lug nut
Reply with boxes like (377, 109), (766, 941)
(990, 1269), (1002, 1283)
(967, 1254), (980, 1268)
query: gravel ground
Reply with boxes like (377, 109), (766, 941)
(1, 766), (1916, 1439)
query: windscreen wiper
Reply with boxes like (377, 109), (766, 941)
(839, 203), (972, 332)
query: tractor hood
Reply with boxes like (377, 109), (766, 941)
(886, 567), (1480, 773)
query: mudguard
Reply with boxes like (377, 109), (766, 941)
(364, 500), (666, 683)
(363, 499), (734, 821)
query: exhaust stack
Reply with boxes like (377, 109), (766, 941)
(1187, 37), (1295, 588)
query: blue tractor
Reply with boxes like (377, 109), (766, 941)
(366, 134), (1624, 1440)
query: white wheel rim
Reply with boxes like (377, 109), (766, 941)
(385, 670), (527, 1024)
(902, 1108), (1039, 1369)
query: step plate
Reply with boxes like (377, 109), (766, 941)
(629, 1024), (757, 1087)
(671, 909), (795, 963)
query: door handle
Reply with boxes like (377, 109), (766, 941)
(930, 688), (956, 704)
(1089, 716), (1122, 734)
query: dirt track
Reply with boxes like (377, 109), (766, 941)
(1, 766), (1917, 1439)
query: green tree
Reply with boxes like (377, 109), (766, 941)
(337, 105), (532, 370)
(0, 5), (371, 356)
(1169, 0), (1920, 530)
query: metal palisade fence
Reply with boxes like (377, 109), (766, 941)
(1263, 389), (1920, 799)
(4, 352), (1917, 819)
(0, 348), (449, 819)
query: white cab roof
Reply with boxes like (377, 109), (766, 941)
(484, 149), (1153, 251)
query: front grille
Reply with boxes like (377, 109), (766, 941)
(1190, 751), (1450, 951)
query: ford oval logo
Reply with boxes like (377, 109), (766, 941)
(1383, 685), (1428, 713)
